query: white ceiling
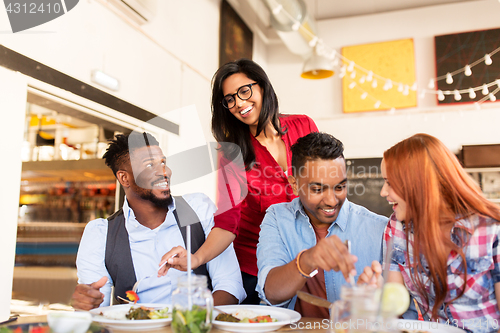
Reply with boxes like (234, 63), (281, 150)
(228, 0), (484, 46)
(303, 0), (481, 20)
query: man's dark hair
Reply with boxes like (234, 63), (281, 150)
(291, 132), (344, 176)
(103, 132), (160, 176)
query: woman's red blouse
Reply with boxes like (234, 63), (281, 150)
(214, 114), (318, 276)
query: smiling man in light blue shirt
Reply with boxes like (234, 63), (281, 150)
(256, 132), (387, 318)
(71, 132), (245, 310)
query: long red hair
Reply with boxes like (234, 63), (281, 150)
(383, 133), (500, 320)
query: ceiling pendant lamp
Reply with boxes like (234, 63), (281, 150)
(263, 0), (318, 58)
(301, 47), (334, 79)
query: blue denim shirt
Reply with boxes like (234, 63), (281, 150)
(256, 198), (388, 309)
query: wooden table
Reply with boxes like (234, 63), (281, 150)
(3, 315), (329, 333)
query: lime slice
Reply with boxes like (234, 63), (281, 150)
(175, 310), (187, 325)
(381, 282), (410, 315)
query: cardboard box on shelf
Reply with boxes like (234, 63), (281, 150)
(460, 144), (500, 168)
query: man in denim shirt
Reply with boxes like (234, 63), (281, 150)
(256, 132), (388, 318)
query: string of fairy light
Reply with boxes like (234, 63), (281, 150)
(425, 45), (500, 104)
(269, 0), (499, 109)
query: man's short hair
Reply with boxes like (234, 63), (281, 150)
(103, 132), (159, 176)
(291, 132), (344, 176)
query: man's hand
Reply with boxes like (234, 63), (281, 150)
(264, 235), (358, 305)
(71, 276), (107, 310)
(300, 235), (357, 281)
(158, 246), (201, 276)
(357, 260), (383, 287)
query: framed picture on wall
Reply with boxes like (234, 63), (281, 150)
(341, 38), (417, 113)
(435, 27), (500, 105)
(219, 0), (253, 67)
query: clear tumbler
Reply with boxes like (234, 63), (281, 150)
(171, 274), (213, 333)
(331, 285), (398, 333)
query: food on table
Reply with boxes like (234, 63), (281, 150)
(126, 306), (152, 320)
(172, 305), (211, 333)
(148, 307), (171, 319)
(0, 328), (21, 333)
(215, 309), (277, 323)
(214, 313), (240, 322)
(240, 315), (275, 323)
(98, 309), (127, 321)
(99, 305), (170, 320)
(0, 327), (56, 333)
(125, 290), (139, 304)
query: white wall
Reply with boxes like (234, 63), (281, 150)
(0, 0), (220, 117)
(0, 67), (27, 321)
(0, 0), (239, 200)
(1, 0), (276, 313)
(265, 0), (500, 157)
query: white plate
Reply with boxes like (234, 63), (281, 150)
(213, 305), (301, 332)
(89, 303), (171, 331)
(398, 319), (466, 332)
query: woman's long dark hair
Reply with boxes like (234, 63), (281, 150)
(211, 58), (284, 169)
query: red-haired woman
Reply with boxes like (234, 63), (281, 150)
(359, 133), (500, 333)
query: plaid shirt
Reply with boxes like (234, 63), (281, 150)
(385, 213), (500, 333)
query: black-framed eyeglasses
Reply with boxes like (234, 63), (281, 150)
(222, 83), (257, 109)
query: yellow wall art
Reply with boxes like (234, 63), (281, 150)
(342, 38), (417, 113)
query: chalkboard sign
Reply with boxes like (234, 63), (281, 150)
(347, 178), (392, 217)
(346, 158), (392, 218)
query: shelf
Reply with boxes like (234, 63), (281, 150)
(17, 222), (86, 243)
(464, 168), (500, 205)
(18, 222), (87, 228)
(22, 159), (115, 182)
(464, 167), (500, 173)
(16, 237), (82, 243)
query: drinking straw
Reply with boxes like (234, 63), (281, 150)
(187, 224), (192, 310)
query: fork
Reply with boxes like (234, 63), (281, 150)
(117, 295), (132, 304)
(344, 239), (356, 286)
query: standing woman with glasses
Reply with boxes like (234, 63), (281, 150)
(159, 59), (317, 304)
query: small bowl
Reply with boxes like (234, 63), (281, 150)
(47, 311), (92, 333)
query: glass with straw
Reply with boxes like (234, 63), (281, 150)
(172, 225), (213, 333)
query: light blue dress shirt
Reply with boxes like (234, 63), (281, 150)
(256, 198), (388, 309)
(76, 193), (246, 306)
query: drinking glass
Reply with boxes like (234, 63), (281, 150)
(331, 285), (398, 333)
(171, 274), (213, 333)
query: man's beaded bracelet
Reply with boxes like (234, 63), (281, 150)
(296, 249), (318, 278)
